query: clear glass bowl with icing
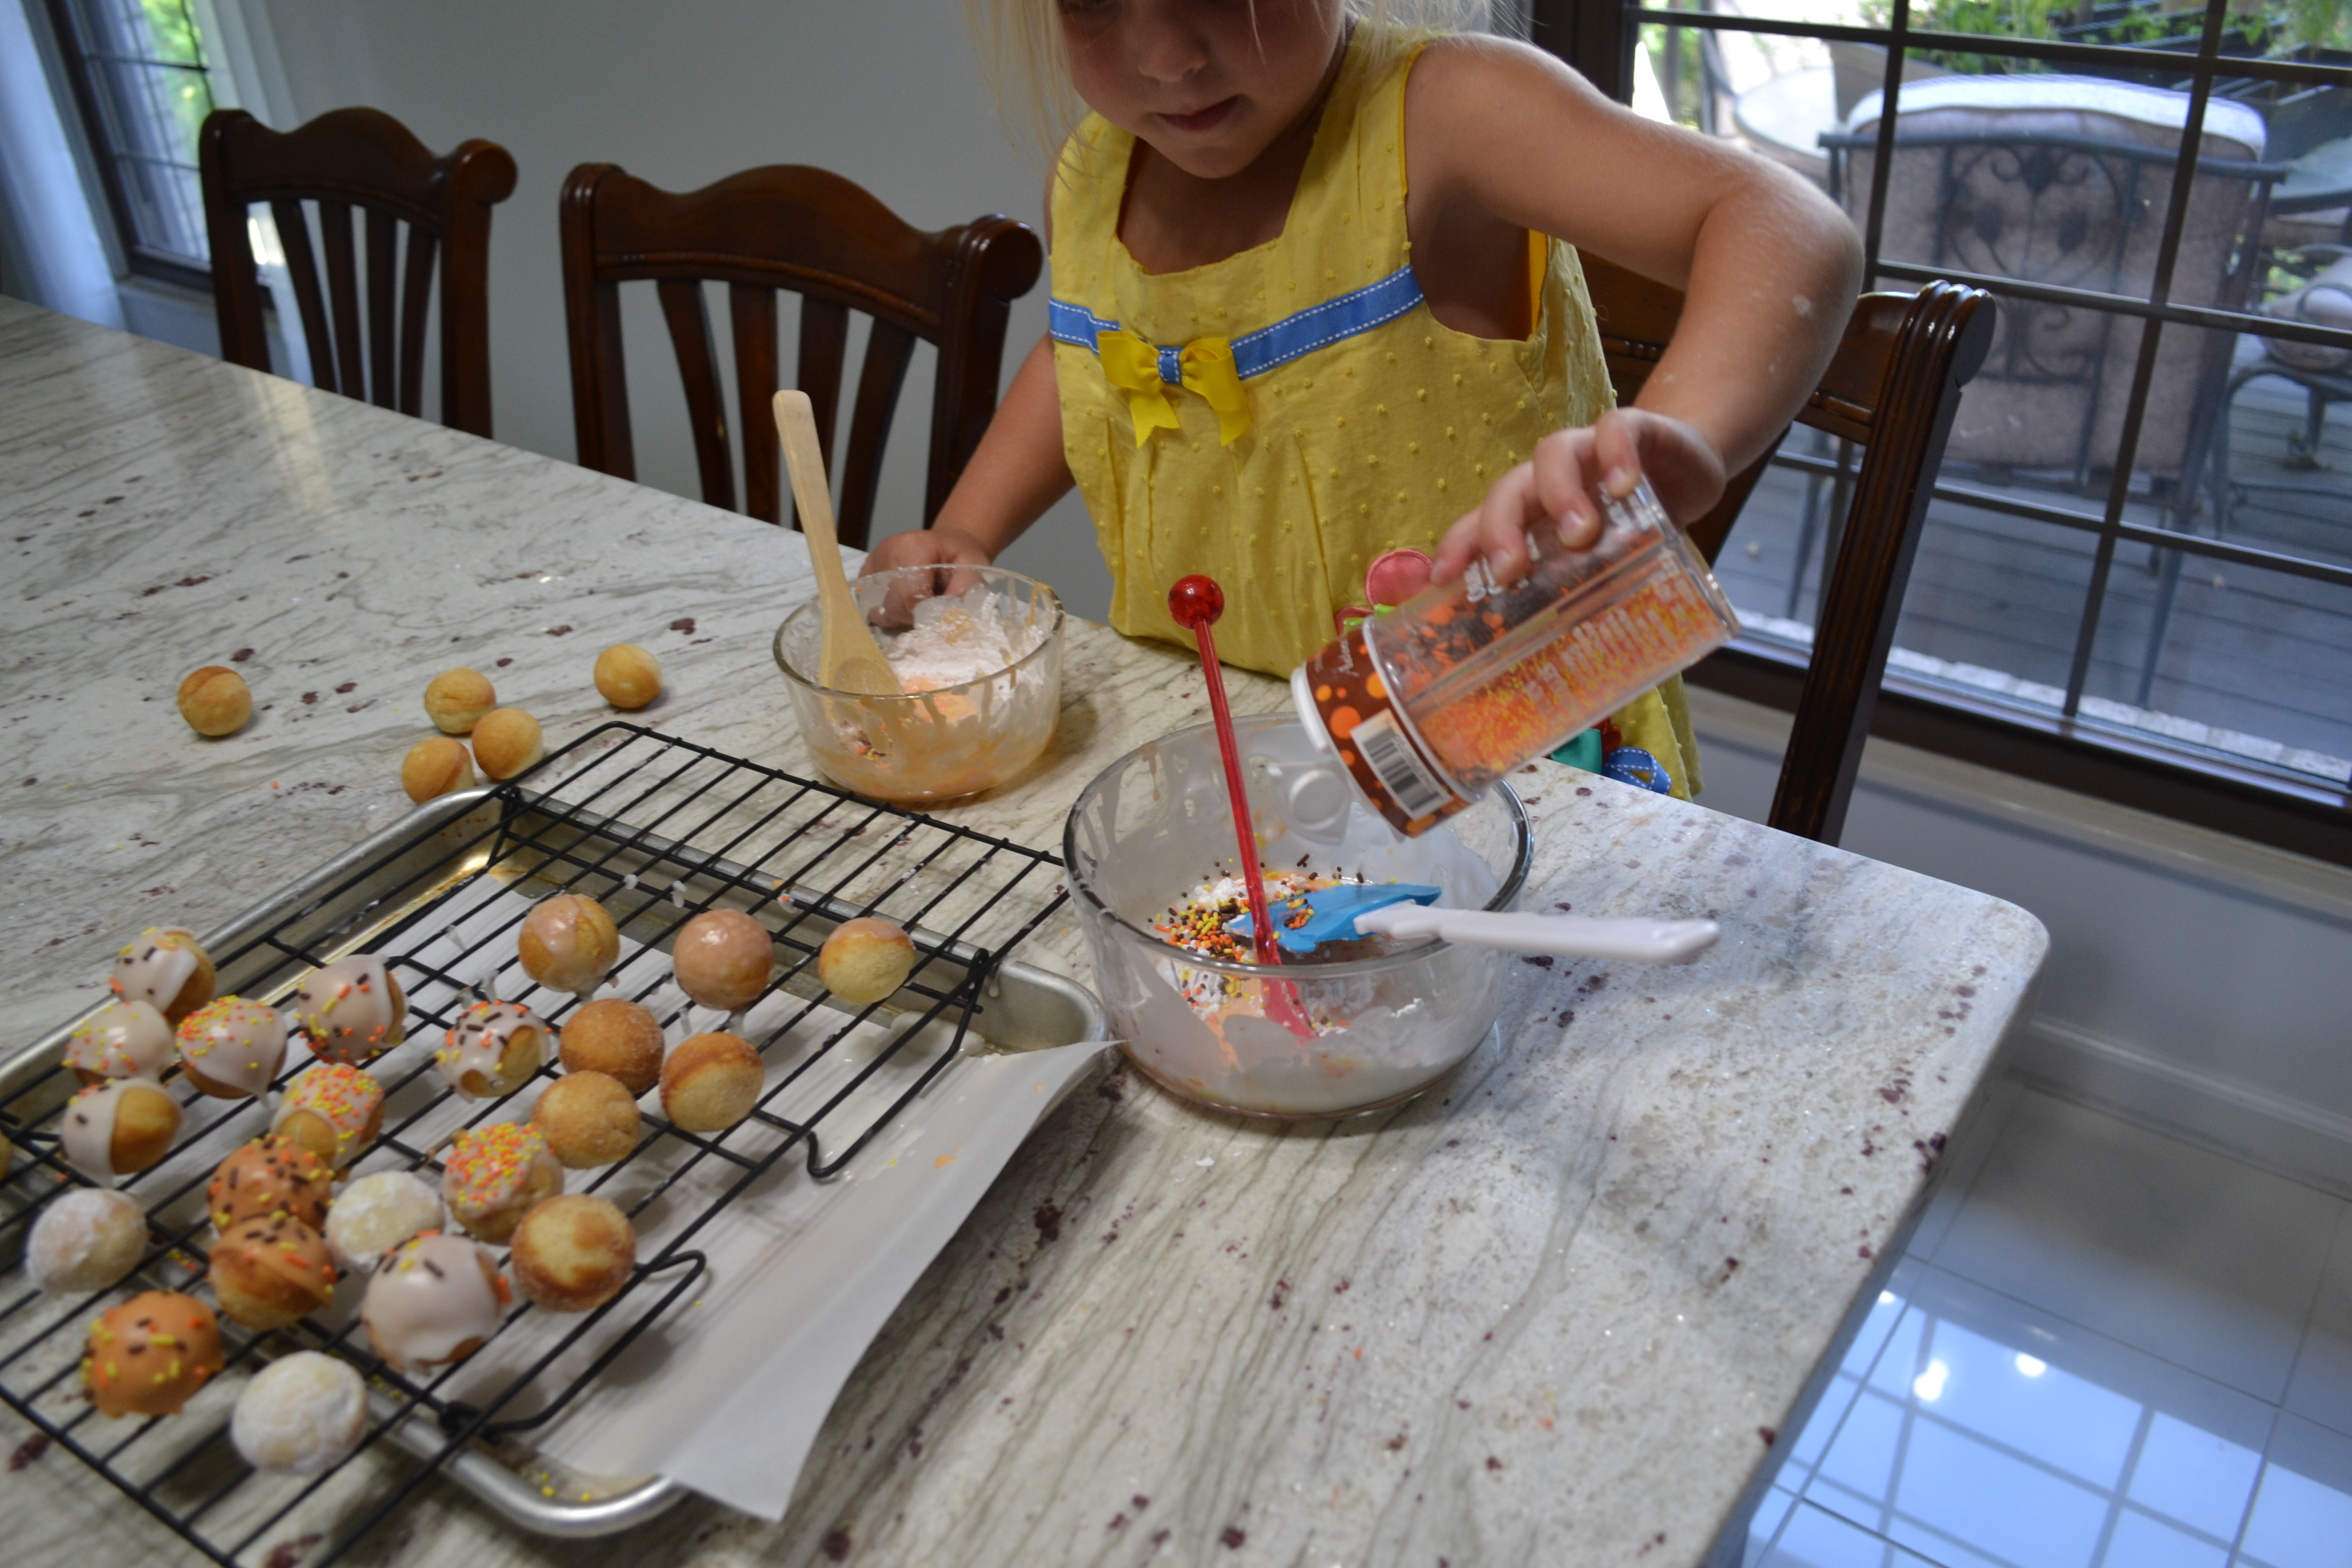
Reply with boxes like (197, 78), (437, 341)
(774, 566), (1064, 803)
(1063, 712), (1531, 1119)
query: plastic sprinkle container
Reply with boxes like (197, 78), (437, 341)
(1293, 479), (1737, 835)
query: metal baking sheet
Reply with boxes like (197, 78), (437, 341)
(0, 724), (1101, 1564)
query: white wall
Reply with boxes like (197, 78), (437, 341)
(240, 0), (1112, 622)
(1689, 686), (2352, 1200)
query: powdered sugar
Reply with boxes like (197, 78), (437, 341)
(878, 589), (1047, 693)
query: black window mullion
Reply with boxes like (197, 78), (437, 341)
(77, 50), (208, 71)
(1858, 0), (1912, 290)
(2060, 0), (2234, 720)
(1864, 261), (2352, 359)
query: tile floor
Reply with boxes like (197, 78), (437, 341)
(1742, 1084), (2352, 1568)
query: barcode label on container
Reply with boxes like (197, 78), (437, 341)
(1351, 710), (1451, 819)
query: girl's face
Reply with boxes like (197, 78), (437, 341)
(1059, 0), (1349, 180)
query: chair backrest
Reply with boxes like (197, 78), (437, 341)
(200, 108), (517, 438)
(1827, 77), (2278, 480)
(559, 163), (1044, 546)
(1584, 257), (1995, 845)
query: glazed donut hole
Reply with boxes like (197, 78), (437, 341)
(818, 917), (916, 1008)
(178, 665), (252, 737)
(402, 736), (478, 803)
(208, 1135), (333, 1234)
(594, 644), (663, 710)
(436, 1000), (552, 1100)
(60, 1078), (181, 1184)
(472, 706), (545, 781)
(659, 1031), (764, 1133)
(510, 1194), (636, 1312)
(114, 925), (217, 1025)
(670, 909), (774, 1012)
(518, 893), (621, 995)
(209, 1213), (336, 1331)
(174, 996), (287, 1099)
(424, 668), (496, 734)
(84, 1290), (223, 1417)
(442, 1122), (565, 1244)
(361, 1233), (507, 1373)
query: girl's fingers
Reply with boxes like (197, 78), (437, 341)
(1589, 410), (1647, 501)
(1473, 463), (1544, 585)
(1430, 506), (1487, 584)
(863, 528), (997, 623)
(1531, 431), (1603, 551)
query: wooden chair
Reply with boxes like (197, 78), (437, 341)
(559, 163), (1044, 545)
(200, 108), (517, 437)
(1583, 257), (1996, 846)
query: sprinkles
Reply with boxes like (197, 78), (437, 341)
(443, 1123), (550, 1210)
(1152, 870), (1358, 962)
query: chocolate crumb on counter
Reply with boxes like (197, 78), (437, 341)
(260, 1532), (322, 1568)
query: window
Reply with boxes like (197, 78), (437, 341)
(1535, 0), (2352, 837)
(45, 0), (218, 287)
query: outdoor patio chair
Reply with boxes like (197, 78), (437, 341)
(560, 163), (1042, 545)
(1822, 75), (2286, 708)
(1584, 257), (1995, 847)
(200, 107), (517, 438)
(2216, 245), (2352, 496)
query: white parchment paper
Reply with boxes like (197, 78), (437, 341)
(266, 872), (1107, 1523)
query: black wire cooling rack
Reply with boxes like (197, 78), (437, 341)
(0, 722), (1074, 1568)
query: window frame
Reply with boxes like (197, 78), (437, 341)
(41, 0), (217, 292)
(1531, 0), (2352, 866)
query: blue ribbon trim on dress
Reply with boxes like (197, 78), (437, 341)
(1049, 298), (1123, 352)
(1048, 264), (1427, 380)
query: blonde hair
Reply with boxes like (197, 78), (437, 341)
(964, 1), (1513, 168)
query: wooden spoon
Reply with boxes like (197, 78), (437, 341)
(772, 390), (899, 696)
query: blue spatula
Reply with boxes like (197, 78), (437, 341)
(1227, 884), (1444, 953)
(1230, 883), (1718, 964)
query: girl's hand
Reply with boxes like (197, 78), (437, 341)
(1430, 408), (1727, 587)
(859, 523), (996, 577)
(857, 524), (997, 626)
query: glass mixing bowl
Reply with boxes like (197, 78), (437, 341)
(774, 566), (1064, 803)
(1063, 712), (1531, 1119)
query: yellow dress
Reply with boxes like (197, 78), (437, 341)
(1047, 26), (1700, 798)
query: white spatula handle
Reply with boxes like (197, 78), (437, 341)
(1353, 905), (1719, 964)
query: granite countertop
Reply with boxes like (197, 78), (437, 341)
(0, 299), (2048, 1567)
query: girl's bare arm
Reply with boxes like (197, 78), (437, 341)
(861, 333), (1074, 574)
(1410, 37), (1863, 582)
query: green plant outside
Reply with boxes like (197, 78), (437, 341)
(1858, 0), (2348, 63)
(135, 0), (215, 157)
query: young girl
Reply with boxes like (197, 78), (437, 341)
(863, 0), (1861, 799)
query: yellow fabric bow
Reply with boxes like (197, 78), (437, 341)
(1096, 330), (1251, 448)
